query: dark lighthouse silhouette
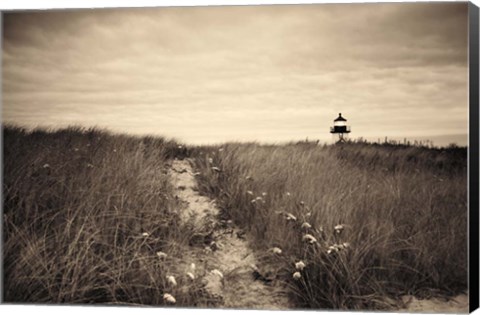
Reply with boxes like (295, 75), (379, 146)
(330, 113), (351, 143)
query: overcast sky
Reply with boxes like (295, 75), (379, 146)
(2, 3), (469, 145)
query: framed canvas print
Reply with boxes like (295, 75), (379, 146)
(1, 0), (479, 314)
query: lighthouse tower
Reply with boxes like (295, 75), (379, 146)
(330, 113), (351, 143)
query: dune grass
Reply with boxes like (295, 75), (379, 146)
(2, 125), (468, 310)
(2, 125), (212, 306)
(192, 141), (468, 310)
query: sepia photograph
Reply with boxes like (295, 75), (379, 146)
(1, 1), (478, 313)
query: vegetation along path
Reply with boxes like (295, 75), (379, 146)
(168, 158), (291, 309)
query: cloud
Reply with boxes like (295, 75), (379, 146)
(2, 3), (468, 144)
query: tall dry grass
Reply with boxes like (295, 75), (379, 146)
(193, 141), (467, 310)
(2, 125), (210, 306)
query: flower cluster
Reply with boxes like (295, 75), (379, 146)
(327, 242), (350, 254)
(262, 196), (352, 283)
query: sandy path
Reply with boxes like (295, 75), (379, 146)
(168, 158), (291, 310)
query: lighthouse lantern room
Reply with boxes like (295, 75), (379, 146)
(330, 113), (351, 143)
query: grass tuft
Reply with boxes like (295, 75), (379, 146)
(192, 141), (467, 310)
(2, 125), (210, 306)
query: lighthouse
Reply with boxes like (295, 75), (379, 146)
(330, 113), (351, 143)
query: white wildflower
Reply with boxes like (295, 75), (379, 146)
(163, 293), (176, 304)
(286, 192), (291, 196)
(295, 261), (306, 271)
(328, 245), (339, 253)
(156, 251), (168, 260)
(142, 232), (149, 237)
(42, 163), (50, 169)
(247, 190), (254, 195)
(285, 213), (297, 221)
(208, 158), (213, 164)
(334, 224), (345, 233)
(166, 275), (177, 287)
(186, 272), (195, 280)
(262, 192), (267, 197)
(271, 247), (282, 254)
(303, 234), (317, 244)
(211, 166), (221, 172)
(301, 222), (312, 229)
(293, 272), (302, 280)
